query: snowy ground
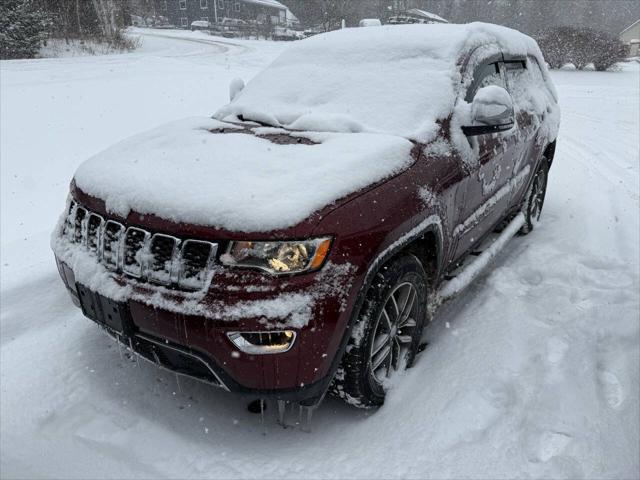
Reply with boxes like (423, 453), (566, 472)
(1, 29), (638, 479)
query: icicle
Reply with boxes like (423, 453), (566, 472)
(175, 373), (182, 394)
(277, 399), (286, 428)
(260, 399), (266, 436)
(300, 405), (314, 433)
(128, 338), (139, 368)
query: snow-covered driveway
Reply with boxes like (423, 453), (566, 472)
(1, 30), (638, 479)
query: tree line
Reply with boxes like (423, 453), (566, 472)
(2, 0), (637, 66)
(1, 0), (135, 59)
(284, 0), (634, 69)
(285, 0), (638, 36)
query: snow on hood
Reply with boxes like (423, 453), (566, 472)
(216, 22), (553, 143)
(73, 117), (414, 232)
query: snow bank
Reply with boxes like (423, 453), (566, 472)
(73, 117), (413, 231)
(217, 22), (552, 142)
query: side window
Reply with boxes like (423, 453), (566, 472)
(465, 61), (505, 102)
(504, 60), (530, 111)
(527, 56), (552, 93)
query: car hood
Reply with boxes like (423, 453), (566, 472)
(73, 117), (414, 233)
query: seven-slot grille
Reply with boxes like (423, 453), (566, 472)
(62, 200), (218, 291)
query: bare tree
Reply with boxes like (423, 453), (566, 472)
(91, 0), (118, 40)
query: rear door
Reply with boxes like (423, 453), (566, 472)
(504, 56), (554, 206)
(452, 53), (519, 259)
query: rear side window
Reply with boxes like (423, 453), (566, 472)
(504, 57), (554, 115)
(465, 62), (505, 102)
(527, 56), (550, 90)
(504, 59), (530, 110)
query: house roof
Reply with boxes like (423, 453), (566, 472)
(406, 9), (448, 23)
(242, 0), (287, 11)
(620, 18), (640, 35)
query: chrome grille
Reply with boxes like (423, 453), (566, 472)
(74, 206), (87, 244)
(147, 234), (180, 285)
(86, 213), (104, 253)
(122, 227), (150, 278)
(178, 240), (216, 290)
(63, 201), (218, 291)
(102, 220), (124, 270)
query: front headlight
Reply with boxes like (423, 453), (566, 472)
(220, 237), (332, 275)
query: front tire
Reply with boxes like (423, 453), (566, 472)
(331, 254), (428, 408)
(520, 160), (549, 234)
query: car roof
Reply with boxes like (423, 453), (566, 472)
(216, 23), (554, 142)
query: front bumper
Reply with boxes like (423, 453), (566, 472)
(55, 256), (360, 403)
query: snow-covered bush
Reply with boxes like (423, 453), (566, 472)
(536, 26), (626, 71)
(0, 0), (48, 60)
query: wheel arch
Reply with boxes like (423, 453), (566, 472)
(323, 217), (442, 388)
(399, 228), (441, 284)
(543, 140), (556, 168)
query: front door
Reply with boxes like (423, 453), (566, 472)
(453, 54), (520, 259)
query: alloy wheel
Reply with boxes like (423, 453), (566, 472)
(529, 168), (547, 223)
(368, 282), (418, 384)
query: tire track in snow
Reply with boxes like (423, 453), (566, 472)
(135, 30), (252, 56)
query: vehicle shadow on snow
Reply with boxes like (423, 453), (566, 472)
(76, 326), (372, 441)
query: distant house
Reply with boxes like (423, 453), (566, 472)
(619, 19), (640, 57)
(155, 0), (288, 28)
(387, 8), (448, 25)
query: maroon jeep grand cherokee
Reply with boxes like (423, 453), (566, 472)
(53, 24), (559, 409)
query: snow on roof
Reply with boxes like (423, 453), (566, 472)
(620, 19), (640, 35)
(217, 23), (549, 142)
(285, 8), (298, 24)
(406, 9), (448, 23)
(242, 0), (286, 11)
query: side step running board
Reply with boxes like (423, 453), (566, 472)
(437, 212), (525, 302)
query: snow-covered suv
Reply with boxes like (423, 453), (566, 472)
(53, 23), (559, 412)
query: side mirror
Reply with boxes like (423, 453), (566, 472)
(462, 85), (515, 136)
(229, 77), (245, 102)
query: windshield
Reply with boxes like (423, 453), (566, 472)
(215, 25), (464, 141)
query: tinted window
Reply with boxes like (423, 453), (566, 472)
(527, 56), (547, 88)
(505, 57), (554, 115)
(465, 62), (505, 102)
(504, 60), (530, 110)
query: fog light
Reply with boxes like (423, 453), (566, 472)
(227, 331), (296, 355)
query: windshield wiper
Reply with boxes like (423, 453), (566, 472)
(237, 114), (278, 128)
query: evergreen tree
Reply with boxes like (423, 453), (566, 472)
(0, 0), (48, 59)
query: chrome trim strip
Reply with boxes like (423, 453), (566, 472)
(227, 330), (297, 355)
(454, 165), (531, 238)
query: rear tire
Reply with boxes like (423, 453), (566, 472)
(520, 160), (549, 235)
(331, 254), (428, 408)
